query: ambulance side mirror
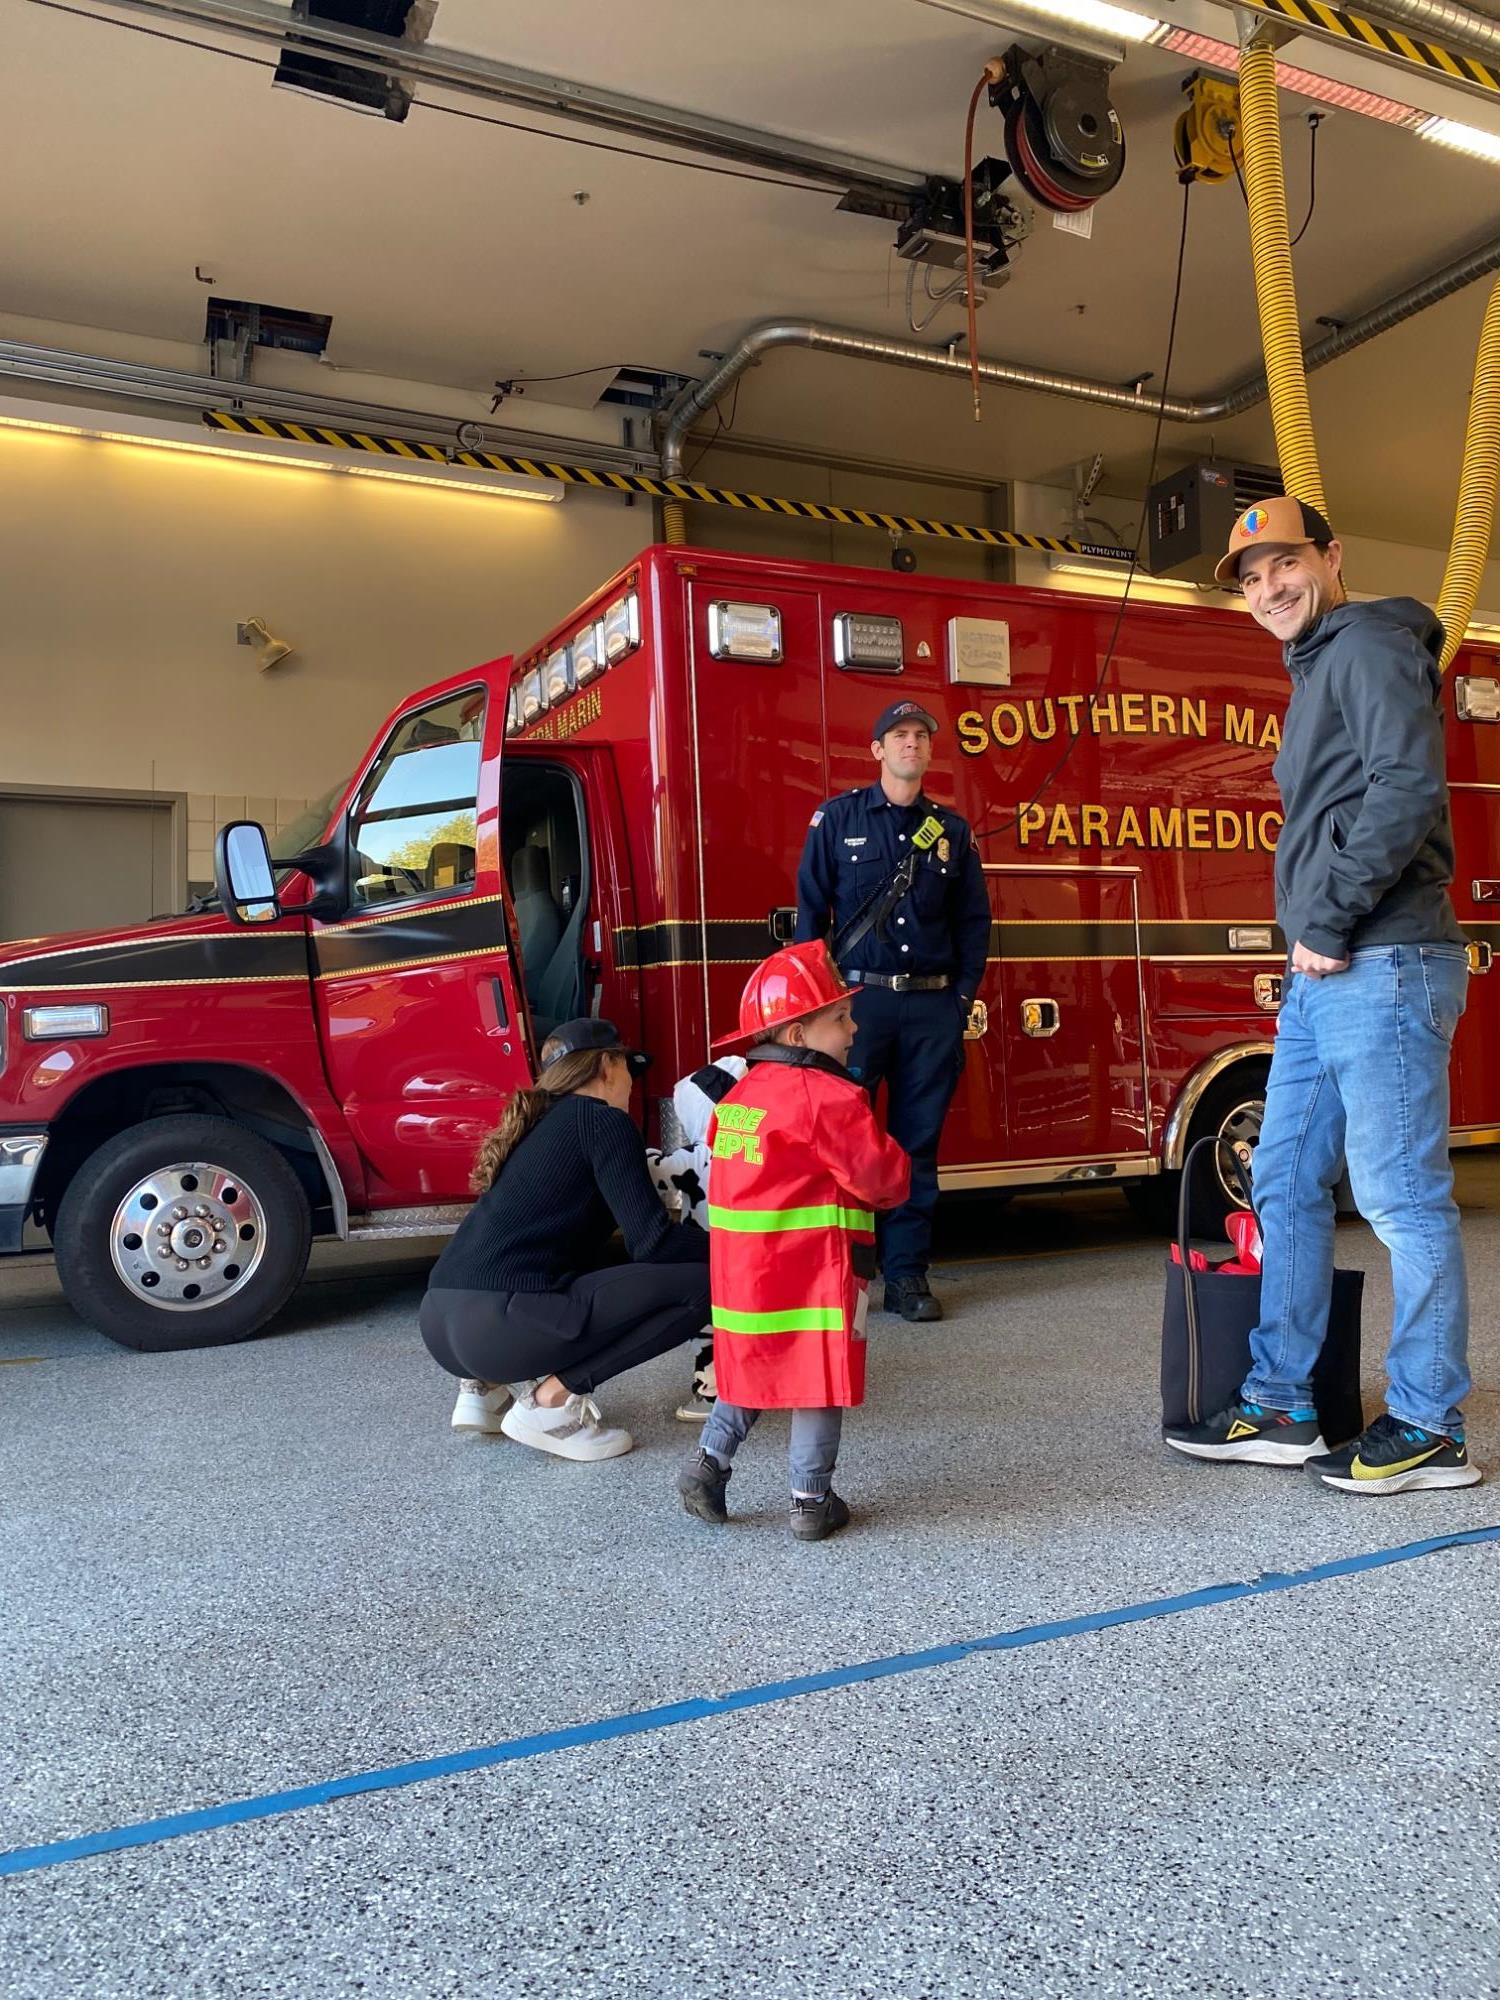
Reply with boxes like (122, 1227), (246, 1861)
(215, 821), (281, 926)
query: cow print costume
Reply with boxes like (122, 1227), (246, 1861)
(646, 1056), (747, 1415)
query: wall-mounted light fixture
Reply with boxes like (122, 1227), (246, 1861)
(237, 617), (296, 670)
(0, 397), (566, 503)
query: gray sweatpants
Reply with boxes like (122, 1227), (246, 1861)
(700, 1399), (844, 1496)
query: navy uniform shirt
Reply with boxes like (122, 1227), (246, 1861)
(794, 783), (991, 1005)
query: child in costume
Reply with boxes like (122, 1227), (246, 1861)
(676, 941), (910, 1541)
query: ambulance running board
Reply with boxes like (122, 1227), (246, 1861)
(346, 1204), (472, 1241)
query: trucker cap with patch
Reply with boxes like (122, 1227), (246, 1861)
(1214, 494), (1336, 585)
(872, 698), (939, 740)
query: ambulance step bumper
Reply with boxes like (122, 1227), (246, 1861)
(347, 1203), (471, 1241)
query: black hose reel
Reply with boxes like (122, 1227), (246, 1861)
(990, 46), (1126, 215)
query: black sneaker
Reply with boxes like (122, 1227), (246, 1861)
(676, 1450), (730, 1524)
(1306, 1413), (1483, 1494)
(1164, 1399), (1326, 1466)
(790, 1490), (851, 1542)
(883, 1276), (943, 1322)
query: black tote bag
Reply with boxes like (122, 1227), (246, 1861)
(1160, 1135), (1364, 1445)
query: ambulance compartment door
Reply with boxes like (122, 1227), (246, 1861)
(953, 864), (1149, 1175)
(686, 584), (827, 1054)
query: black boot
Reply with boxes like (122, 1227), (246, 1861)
(883, 1275), (943, 1322)
(676, 1449), (730, 1524)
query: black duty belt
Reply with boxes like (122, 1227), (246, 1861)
(846, 970), (951, 992)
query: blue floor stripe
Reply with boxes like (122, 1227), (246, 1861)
(3, 1522), (1495, 1881)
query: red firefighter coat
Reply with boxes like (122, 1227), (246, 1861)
(706, 1045), (911, 1409)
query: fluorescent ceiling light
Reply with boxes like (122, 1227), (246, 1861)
(1048, 556), (1222, 594)
(915, 0), (1161, 59)
(0, 397), (565, 502)
(1417, 114), (1500, 162)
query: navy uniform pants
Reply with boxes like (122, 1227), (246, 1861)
(846, 984), (966, 1282)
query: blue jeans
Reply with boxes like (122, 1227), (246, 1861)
(700, 1401), (844, 1496)
(1243, 942), (1471, 1436)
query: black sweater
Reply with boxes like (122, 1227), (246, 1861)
(429, 1094), (708, 1294)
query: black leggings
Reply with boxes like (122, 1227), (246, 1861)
(420, 1262), (711, 1396)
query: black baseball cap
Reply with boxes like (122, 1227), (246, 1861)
(872, 699), (938, 740)
(540, 1017), (652, 1078)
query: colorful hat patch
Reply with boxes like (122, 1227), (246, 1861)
(1241, 506), (1268, 536)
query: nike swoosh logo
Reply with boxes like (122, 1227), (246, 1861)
(1349, 1446), (1445, 1480)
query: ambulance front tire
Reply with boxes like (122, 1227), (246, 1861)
(54, 1115), (313, 1353)
(1125, 1065), (1268, 1238)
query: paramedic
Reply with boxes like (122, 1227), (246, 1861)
(795, 699), (989, 1321)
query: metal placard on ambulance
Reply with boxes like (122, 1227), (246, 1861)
(947, 616), (1011, 685)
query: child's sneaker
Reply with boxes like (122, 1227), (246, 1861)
(676, 1449), (731, 1523)
(674, 1349), (716, 1422)
(1164, 1399), (1325, 1466)
(450, 1379), (510, 1434)
(1306, 1413), (1483, 1493)
(790, 1490), (851, 1542)
(500, 1390), (633, 1461)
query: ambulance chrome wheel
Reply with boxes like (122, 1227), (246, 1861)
(1125, 1062), (1269, 1237)
(108, 1161), (268, 1310)
(55, 1115), (312, 1353)
(1211, 1095), (1264, 1210)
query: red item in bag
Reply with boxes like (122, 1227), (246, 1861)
(1225, 1209), (1263, 1272)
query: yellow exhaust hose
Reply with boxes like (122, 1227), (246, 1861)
(1236, 39), (1327, 520)
(662, 498), (688, 545)
(1436, 280), (1500, 670)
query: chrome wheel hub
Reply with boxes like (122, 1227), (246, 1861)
(110, 1162), (267, 1310)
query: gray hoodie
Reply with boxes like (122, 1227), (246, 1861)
(1272, 597), (1465, 958)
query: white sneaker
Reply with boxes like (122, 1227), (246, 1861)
(675, 1356), (717, 1423)
(500, 1390), (634, 1461)
(450, 1379), (511, 1435)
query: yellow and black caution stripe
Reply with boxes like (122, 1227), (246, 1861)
(205, 411), (1125, 560)
(1250, 0), (1500, 98)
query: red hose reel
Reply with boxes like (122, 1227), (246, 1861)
(990, 46), (1126, 215)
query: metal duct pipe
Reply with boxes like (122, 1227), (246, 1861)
(661, 231), (1500, 472)
(1346, 0), (1500, 58)
(0, 339), (653, 475)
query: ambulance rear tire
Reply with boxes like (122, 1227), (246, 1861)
(55, 1115), (313, 1353)
(1126, 1064), (1268, 1238)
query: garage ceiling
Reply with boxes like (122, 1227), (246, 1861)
(7, 0), (1500, 549)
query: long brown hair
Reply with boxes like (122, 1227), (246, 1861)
(470, 1038), (620, 1192)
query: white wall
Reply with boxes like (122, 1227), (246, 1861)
(0, 423), (647, 881)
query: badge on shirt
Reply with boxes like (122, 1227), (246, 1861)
(937, 836), (951, 863)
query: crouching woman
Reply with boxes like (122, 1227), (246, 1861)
(420, 1018), (709, 1461)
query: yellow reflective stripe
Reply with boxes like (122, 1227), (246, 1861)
(711, 1306), (845, 1335)
(706, 1204), (874, 1233)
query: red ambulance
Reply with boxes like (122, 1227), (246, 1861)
(3, 543), (1496, 1350)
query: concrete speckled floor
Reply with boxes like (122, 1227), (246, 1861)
(3, 1172), (1498, 1998)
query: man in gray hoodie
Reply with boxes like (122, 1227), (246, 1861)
(1166, 495), (1481, 1492)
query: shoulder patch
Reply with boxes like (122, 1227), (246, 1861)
(809, 809), (823, 827)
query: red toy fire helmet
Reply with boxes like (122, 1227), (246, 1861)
(712, 939), (852, 1052)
